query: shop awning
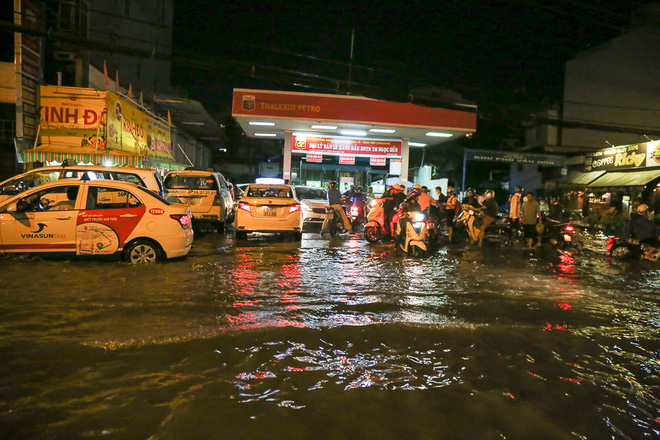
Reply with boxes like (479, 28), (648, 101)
(564, 170), (605, 186)
(588, 168), (660, 188)
(24, 149), (144, 167)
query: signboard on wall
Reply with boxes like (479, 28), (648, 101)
(305, 153), (322, 163)
(465, 149), (565, 167)
(370, 157), (387, 166)
(39, 86), (107, 148)
(584, 141), (660, 172)
(292, 134), (402, 158)
(339, 155), (355, 165)
(106, 92), (172, 158)
(390, 159), (402, 175)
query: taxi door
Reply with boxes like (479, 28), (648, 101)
(0, 184), (80, 253)
(75, 185), (146, 255)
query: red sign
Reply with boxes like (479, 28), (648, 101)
(339, 156), (355, 165)
(232, 89), (477, 131)
(370, 157), (386, 166)
(293, 134), (401, 158)
(306, 153), (323, 163)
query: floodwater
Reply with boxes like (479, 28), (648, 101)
(0, 231), (659, 440)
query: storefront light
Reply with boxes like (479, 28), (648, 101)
(426, 132), (453, 138)
(409, 142), (427, 147)
(249, 121), (275, 126)
(340, 129), (367, 136)
(369, 128), (396, 133)
(255, 133), (277, 137)
(311, 125), (337, 129)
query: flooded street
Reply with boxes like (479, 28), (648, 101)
(1, 231), (659, 439)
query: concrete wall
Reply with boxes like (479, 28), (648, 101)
(562, 25), (660, 149)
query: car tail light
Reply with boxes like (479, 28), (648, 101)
(564, 224), (575, 233)
(239, 201), (251, 212)
(213, 192), (222, 206)
(289, 203), (301, 214)
(171, 213), (192, 229)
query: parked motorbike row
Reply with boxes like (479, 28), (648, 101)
(326, 198), (579, 256)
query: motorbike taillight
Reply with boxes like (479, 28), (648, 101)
(564, 224), (575, 233)
(350, 206), (359, 216)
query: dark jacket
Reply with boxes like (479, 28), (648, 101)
(623, 213), (657, 241)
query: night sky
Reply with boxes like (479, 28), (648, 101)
(171, 0), (655, 113)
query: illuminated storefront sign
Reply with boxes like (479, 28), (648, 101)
(293, 134), (402, 158)
(370, 157), (387, 166)
(584, 141), (660, 172)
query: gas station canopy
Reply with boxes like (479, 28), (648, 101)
(231, 88), (477, 183)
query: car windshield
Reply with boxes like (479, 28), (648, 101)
(247, 187), (292, 198)
(0, 170), (61, 196)
(295, 187), (326, 200)
(164, 174), (218, 190)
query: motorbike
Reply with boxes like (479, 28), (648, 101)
(347, 202), (366, 229)
(453, 209), (511, 246)
(363, 199), (390, 243)
(607, 236), (660, 260)
(393, 209), (429, 256)
(325, 205), (347, 237)
(540, 220), (577, 249)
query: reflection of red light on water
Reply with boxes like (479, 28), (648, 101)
(543, 322), (570, 331)
(556, 300), (573, 310)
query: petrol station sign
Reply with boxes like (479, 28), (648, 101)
(293, 134), (402, 158)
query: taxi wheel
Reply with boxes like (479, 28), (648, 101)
(236, 231), (248, 240)
(124, 239), (161, 264)
(216, 222), (225, 233)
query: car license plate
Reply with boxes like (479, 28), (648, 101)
(264, 208), (276, 216)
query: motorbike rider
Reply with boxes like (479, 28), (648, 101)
(321, 181), (353, 234)
(417, 186), (439, 216)
(462, 188), (482, 241)
(350, 186), (368, 223)
(478, 190), (499, 247)
(622, 204), (659, 260)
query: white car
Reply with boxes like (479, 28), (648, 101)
(0, 165), (166, 202)
(293, 186), (328, 230)
(235, 184), (303, 240)
(0, 179), (193, 263)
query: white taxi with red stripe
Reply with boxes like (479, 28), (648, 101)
(235, 184), (303, 240)
(0, 179), (193, 263)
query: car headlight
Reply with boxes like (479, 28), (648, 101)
(302, 205), (312, 212)
(413, 212), (425, 222)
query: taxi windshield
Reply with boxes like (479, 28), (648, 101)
(164, 175), (218, 190)
(247, 187), (292, 198)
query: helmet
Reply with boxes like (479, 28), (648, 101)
(329, 181), (337, 189)
(485, 189), (495, 197)
(515, 186), (523, 192)
(638, 204), (649, 213)
(386, 186), (393, 191)
(413, 183), (421, 190)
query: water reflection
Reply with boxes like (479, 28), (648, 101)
(1, 233), (660, 439)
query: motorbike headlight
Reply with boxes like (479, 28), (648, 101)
(370, 199), (377, 207)
(413, 212), (425, 222)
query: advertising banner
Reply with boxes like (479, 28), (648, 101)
(293, 134), (401, 158)
(106, 92), (172, 159)
(39, 86), (107, 149)
(584, 141), (660, 172)
(339, 156), (355, 165)
(390, 159), (402, 175)
(305, 153), (323, 163)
